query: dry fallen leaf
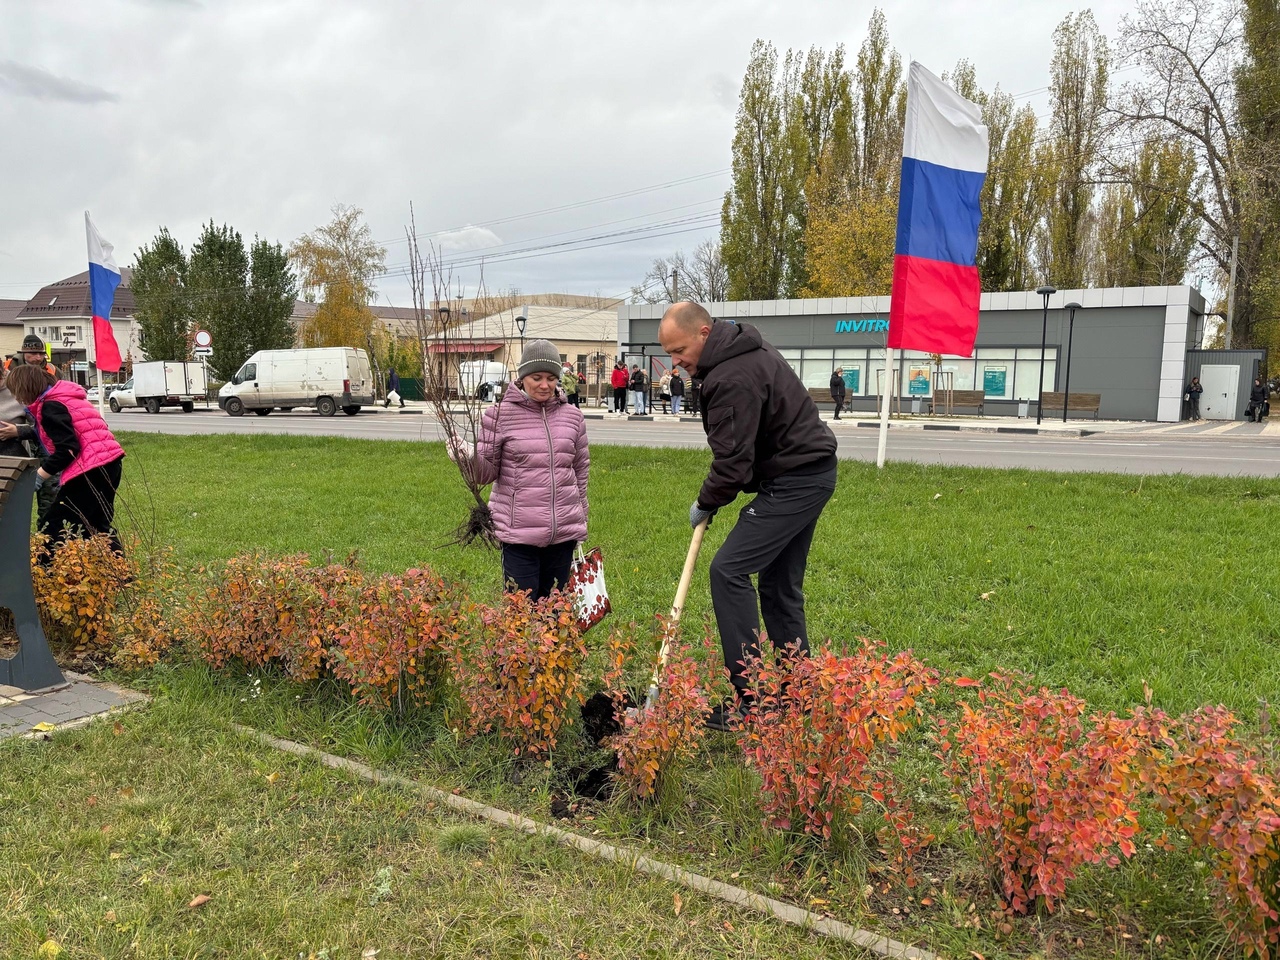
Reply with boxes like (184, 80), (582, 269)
(188, 894), (211, 909)
(673, 893), (683, 916)
(729, 871), (740, 879)
(722, 921), (735, 932)
(933, 493), (943, 500)
(86, 795), (98, 807)
(119, 787), (134, 799)
(103, 910), (117, 923)
(31, 722), (57, 732)
(361, 949), (380, 959)
(37, 940), (62, 959)
(980, 592), (993, 601)
(265, 772), (280, 785)
(113, 721), (123, 736)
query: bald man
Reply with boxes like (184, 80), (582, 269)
(659, 302), (837, 730)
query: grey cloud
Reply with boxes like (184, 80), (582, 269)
(0, 59), (120, 103)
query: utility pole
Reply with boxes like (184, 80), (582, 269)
(1226, 234), (1238, 350)
(671, 268), (679, 303)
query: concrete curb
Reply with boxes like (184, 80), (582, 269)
(234, 724), (936, 960)
(848, 420), (1089, 438)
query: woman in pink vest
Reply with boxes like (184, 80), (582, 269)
(452, 339), (589, 599)
(5, 365), (126, 553)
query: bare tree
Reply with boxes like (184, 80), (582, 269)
(630, 238), (729, 304)
(1110, 0), (1263, 341)
(405, 207), (514, 547)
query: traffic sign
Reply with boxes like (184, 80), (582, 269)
(194, 346), (213, 358)
(194, 330), (212, 348)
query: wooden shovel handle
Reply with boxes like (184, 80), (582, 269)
(669, 518), (708, 626)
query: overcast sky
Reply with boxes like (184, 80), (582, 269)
(1, 0), (1133, 308)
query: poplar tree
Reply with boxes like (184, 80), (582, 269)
(188, 221), (250, 380)
(131, 228), (191, 362)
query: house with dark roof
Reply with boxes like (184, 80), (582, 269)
(15, 269), (140, 381)
(0, 298), (27, 359)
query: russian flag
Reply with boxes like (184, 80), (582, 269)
(888, 62), (989, 358)
(85, 212), (123, 373)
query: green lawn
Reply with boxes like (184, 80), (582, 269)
(115, 431), (1280, 716)
(7, 431), (1278, 959)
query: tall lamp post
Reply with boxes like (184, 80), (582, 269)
(1035, 284), (1056, 425)
(515, 311), (527, 356)
(1062, 301), (1082, 423)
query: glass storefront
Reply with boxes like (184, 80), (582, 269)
(777, 347), (1059, 399)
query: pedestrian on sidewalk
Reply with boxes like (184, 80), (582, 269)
(1248, 378), (1267, 422)
(829, 367), (847, 420)
(669, 369), (685, 415)
(659, 302), (837, 731)
(384, 369), (404, 408)
(452, 339), (589, 600)
(561, 363), (580, 407)
(658, 370), (672, 414)
(3, 364), (126, 557)
(629, 365), (648, 415)
(1185, 376), (1202, 420)
(610, 361), (629, 414)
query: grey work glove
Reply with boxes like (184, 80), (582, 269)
(690, 501), (715, 529)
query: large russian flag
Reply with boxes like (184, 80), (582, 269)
(888, 62), (989, 358)
(85, 212), (123, 373)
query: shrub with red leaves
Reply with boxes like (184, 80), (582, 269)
(1134, 704), (1280, 957)
(446, 589), (589, 758)
(937, 674), (1144, 915)
(739, 638), (938, 858)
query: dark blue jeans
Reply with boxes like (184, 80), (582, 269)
(708, 466), (837, 694)
(501, 540), (576, 601)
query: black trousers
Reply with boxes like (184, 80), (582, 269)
(502, 540), (576, 601)
(612, 387), (628, 413)
(831, 393), (846, 418)
(40, 458), (124, 553)
(709, 466), (837, 695)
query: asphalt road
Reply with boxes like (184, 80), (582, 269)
(106, 406), (1280, 477)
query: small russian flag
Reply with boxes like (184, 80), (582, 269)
(85, 212), (123, 373)
(888, 62), (989, 358)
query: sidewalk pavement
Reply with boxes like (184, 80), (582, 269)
(0, 672), (148, 740)
(375, 399), (1278, 438)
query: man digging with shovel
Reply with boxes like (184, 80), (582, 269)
(658, 302), (838, 731)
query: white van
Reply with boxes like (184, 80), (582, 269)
(218, 347), (375, 417)
(458, 360), (510, 401)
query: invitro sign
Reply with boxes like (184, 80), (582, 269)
(834, 318), (889, 333)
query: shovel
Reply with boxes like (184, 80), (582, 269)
(640, 517), (709, 711)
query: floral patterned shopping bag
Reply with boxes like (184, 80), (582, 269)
(566, 545), (611, 632)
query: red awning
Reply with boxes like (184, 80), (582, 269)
(427, 342), (502, 354)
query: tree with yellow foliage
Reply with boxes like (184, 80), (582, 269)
(289, 205), (387, 349)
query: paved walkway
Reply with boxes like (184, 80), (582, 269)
(0, 672), (148, 740)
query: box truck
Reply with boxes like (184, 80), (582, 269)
(109, 361), (208, 414)
(218, 347), (374, 417)
(458, 360), (510, 401)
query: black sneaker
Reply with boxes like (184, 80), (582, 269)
(705, 699), (751, 732)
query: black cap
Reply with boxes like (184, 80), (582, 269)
(21, 334), (45, 353)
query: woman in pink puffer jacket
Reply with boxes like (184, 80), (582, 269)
(470, 339), (589, 599)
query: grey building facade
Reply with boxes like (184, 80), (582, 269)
(616, 286), (1249, 422)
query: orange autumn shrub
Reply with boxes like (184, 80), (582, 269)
(30, 532), (134, 660)
(330, 568), (464, 713)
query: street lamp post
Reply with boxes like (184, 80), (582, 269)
(515, 313), (527, 356)
(1035, 285), (1056, 425)
(1062, 301), (1082, 423)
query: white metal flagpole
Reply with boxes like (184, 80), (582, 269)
(85, 211), (107, 417)
(876, 347), (893, 468)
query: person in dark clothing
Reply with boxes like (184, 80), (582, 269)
(1185, 377), (1203, 420)
(688, 377), (702, 414)
(829, 367), (847, 420)
(4, 364), (126, 557)
(668, 369), (685, 415)
(659, 302), (838, 731)
(629, 365), (648, 415)
(1248, 378), (1267, 422)
(384, 369), (404, 408)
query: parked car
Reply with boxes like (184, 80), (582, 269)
(458, 360), (510, 401)
(218, 347), (374, 416)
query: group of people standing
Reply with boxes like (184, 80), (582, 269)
(465, 304), (837, 730)
(0, 334), (126, 556)
(607, 361), (692, 416)
(1185, 375), (1271, 423)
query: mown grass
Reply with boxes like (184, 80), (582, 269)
(0, 696), (872, 960)
(115, 431), (1280, 715)
(8, 431), (1280, 958)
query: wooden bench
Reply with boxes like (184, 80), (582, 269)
(1040, 391), (1102, 419)
(939, 390), (987, 416)
(0, 456), (65, 691)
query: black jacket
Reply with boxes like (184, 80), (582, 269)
(669, 375), (684, 397)
(695, 321), (837, 509)
(1187, 381), (1202, 397)
(829, 372), (847, 398)
(1251, 383), (1267, 403)
(630, 370), (647, 390)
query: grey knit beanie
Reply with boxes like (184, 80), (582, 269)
(517, 339), (562, 381)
